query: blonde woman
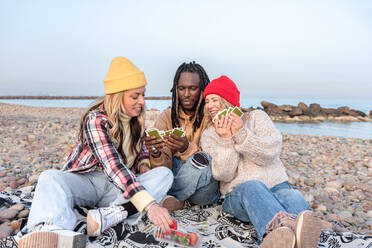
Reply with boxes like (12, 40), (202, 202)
(19, 57), (174, 248)
(200, 75), (322, 248)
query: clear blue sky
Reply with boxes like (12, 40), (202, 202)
(0, 0), (370, 99)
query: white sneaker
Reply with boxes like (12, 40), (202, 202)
(18, 224), (85, 248)
(87, 205), (128, 237)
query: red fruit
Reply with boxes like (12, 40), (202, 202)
(170, 220), (177, 230)
(189, 233), (197, 246)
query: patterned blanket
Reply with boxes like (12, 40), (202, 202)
(1, 188), (371, 248)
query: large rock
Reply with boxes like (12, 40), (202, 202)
(339, 107), (367, 117)
(322, 108), (342, 117)
(289, 107), (303, 117)
(261, 101), (287, 117)
(267, 106), (287, 116)
(297, 102), (308, 112)
(261, 101), (276, 108)
(308, 103), (326, 117)
(279, 105), (293, 112)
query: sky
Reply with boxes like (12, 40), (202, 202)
(0, 0), (371, 99)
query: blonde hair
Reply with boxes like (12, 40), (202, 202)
(205, 95), (234, 124)
(78, 91), (145, 163)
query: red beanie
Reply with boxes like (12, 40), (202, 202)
(204, 75), (240, 107)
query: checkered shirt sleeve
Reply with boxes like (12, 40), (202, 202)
(83, 113), (146, 199)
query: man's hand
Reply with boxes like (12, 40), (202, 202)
(145, 135), (165, 155)
(147, 203), (173, 234)
(163, 133), (189, 153)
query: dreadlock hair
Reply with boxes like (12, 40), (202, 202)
(170, 61), (210, 132)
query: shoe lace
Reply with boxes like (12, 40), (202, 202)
(101, 206), (128, 229)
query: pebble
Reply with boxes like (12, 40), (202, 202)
(366, 211), (372, 219)
(326, 180), (343, 190)
(0, 225), (13, 239)
(0, 209), (19, 220)
(17, 209), (29, 218)
(9, 204), (25, 211)
(316, 205), (327, 212)
(339, 211), (353, 222)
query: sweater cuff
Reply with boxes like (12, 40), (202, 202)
(232, 127), (248, 145)
(129, 190), (155, 212)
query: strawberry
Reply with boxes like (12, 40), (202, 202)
(170, 220), (177, 230)
(189, 233), (198, 246)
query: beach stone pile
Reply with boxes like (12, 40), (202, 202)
(0, 102), (371, 238)
(258, 101), (372, 122)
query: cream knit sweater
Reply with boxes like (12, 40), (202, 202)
(200, 110), (288, 195)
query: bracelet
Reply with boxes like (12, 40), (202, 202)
(150, 149), (161, 158)
(143, 200), (157, 214)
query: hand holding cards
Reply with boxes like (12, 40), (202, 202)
(146, 129), (163, 140)
(146, 127), (186, 140)
(213, 106), (243, 123)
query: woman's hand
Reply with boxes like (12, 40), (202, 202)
(139, 164), (150, 174)
(214, 115), (232, 138)
(147, 203), (173, 234)
(145, 135), (164, 157)
(229, 113), (243, 135)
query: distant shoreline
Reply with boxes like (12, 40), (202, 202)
(0, 96), (171, 100)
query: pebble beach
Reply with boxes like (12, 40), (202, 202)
(0, 102), (371, 238)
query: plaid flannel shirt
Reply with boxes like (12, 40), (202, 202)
(63, 107), (150, 200)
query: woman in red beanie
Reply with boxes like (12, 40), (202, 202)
(200, 75), (322, 248)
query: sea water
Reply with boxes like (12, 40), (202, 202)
(1, 98), (371, 139)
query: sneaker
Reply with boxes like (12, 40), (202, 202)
(87, 205), (128, 237)
(265, 211), (297, 234)
(160, 195), (184, 212)
(295, 210), (322, 248)
(18, 224), (86, 248)
(190, 152), (210, 169)
(261, 227), (295, 248)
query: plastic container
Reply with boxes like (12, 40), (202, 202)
(153, 220), (199, 247)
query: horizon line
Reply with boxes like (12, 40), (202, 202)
(0, 96), (172, 100)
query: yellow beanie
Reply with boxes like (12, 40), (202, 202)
(104, 57), (147, 95)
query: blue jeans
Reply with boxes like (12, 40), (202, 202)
(26, 167), (173, 231)
(168, 156), (220, 205)
(222, 180), (309, 239)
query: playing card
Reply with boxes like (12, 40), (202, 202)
(227, 107), (233, 114)
(216, 109), (228, 120)
(163, 130), (172, 137)
(172, 128), (185, 137)
(146, 128), (163, 139)
(232, 106), (243, 117)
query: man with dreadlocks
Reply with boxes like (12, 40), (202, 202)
(145, 62), (220, 211)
